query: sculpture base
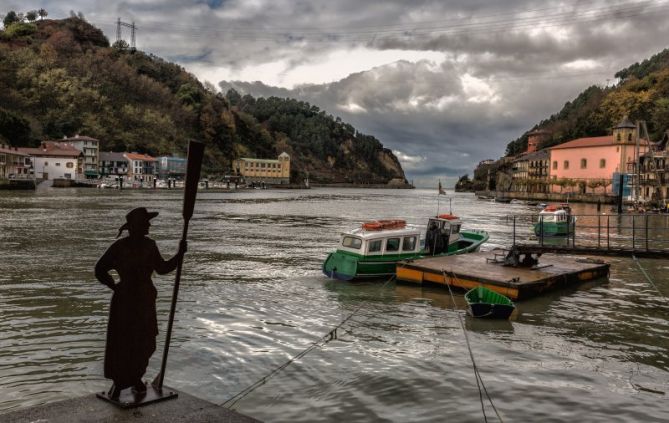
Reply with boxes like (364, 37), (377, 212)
(96, 382), (178, 409)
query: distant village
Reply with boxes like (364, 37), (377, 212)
(470, 117), (669, 206)
(0, 135), (292, 189)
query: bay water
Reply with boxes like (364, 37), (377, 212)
(0, 188), (667, 422)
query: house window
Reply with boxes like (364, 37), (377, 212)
(56, 163), (61, 166)
(563, 160), (569, 170)
(385, 238), (400, 252)
(552, 161), (557, 170)
(44, 161), (48, 166)
(599, 159), (606, 168)
(617, 133), (621, 142)
(580, 159), (587, 169)
(628, 133), (633, 142)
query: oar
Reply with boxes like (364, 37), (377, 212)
(153, 140), (205, 390)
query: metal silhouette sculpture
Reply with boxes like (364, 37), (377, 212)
(95, 141), (204, 408)
(95, 207), (185, 401)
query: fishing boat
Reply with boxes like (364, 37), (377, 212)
(322, 215), (489, 281)
(464, 286), (515, 319)
(533, 203), (576, 237)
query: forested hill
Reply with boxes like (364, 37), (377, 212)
(505, 49), (669, 156)
(0, 15), (407, 184)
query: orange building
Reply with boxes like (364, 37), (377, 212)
(549, 117), (648, 194)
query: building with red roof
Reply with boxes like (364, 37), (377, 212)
(548, 117), (649, 194)
(0, 144), (30, 180)
(18, 141), (83, 180)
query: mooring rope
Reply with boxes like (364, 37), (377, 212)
(632, 255), (664, 296)
(442, 269), (504, 423)
(220, 274), (397, 409)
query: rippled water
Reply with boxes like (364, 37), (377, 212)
(1, 188), (668, 422)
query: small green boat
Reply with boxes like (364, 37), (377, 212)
(323, 215), (489, 281)
(533, 204), (576, 237)
(464, 286), (515, 319)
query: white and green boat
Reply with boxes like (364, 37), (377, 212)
(322, 215), (489, 281)
(533, 204), (576, 237)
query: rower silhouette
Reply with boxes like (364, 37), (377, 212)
(95, 207), (186, 400)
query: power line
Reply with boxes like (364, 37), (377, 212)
(88, 0), (669, 43)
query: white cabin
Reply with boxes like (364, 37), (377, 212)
(338, 225), (423, 256)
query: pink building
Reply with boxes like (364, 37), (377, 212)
(549, 118), (647, 194)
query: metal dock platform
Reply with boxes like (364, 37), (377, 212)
(396, 251), (610, 300)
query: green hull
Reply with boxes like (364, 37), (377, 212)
(533, 220), (575, 236)
(323, 230), (489, 281)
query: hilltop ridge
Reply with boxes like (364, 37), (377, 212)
(505, 48), (669, 156)
(0, 15), (407, 184)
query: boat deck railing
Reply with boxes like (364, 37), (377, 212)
(503, 213), (669, 258)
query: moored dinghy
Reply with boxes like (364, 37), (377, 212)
(323, 215), (489, 281)
(465, 286), (515, 319)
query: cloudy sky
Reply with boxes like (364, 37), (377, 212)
(5, 1), (669, 186)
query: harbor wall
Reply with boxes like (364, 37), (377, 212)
(476, 190), (617, 204)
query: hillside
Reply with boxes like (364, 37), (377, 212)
(0, 15), (407, 184)
(505, 49), (669, 156)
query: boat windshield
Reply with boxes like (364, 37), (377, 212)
(402, 236), (417, 251)
(342, 236), (362, 249)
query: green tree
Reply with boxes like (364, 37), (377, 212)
(112, 39), (129, 50)
(3, 10), (19, 27)
(25, 10), (37, 22)
(38, 9), (48, 20)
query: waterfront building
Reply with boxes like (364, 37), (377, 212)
(638, 130), (669, 204)
(124, 152), (157, 184)
(51, 135), (100, 178)
(548, 117), (648, 194)
(156, 156), (187, 180)
(526, 149), (550, 193)
(511, 155), (529, 192)
(0, 144), (30, 179)
(19, 142), (83, 180)
(233, 152), (290, 184)
(526, 129), (551, 153)
(99, 152), (129, 178)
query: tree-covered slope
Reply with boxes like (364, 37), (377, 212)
(506, 49), (669, 156)
(0, 15), (406, 183)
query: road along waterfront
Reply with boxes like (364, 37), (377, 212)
(0, 188), (668, 422)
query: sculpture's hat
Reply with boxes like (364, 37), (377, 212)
(117, 207), (159, 237)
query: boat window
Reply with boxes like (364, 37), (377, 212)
(368, 239), (382, 253)
(385, 238), (400, 252)
(402, 236), (417, 251)
(342, 236), (362, 249)
(451, 225), (461, 234)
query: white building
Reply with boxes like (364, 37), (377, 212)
(52, 135), (100, 178)
(19, 142), (83, 180)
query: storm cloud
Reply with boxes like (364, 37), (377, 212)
(7, 0), (669, 186)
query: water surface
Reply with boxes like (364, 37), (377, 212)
(0, 188), (667, 422)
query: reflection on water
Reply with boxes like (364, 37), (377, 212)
(0, 188), (668, 422)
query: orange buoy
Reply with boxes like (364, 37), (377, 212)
(362, 219), (406, 231)
(437, 214), (459, 220)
